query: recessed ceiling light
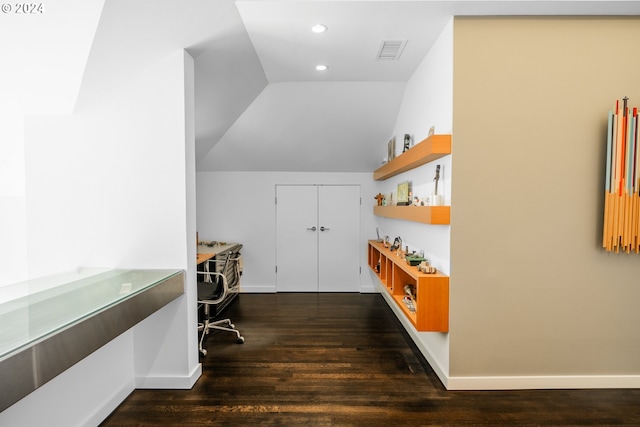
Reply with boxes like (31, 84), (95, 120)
(315, 65), (329, 71)
(311, 24), (328, 33)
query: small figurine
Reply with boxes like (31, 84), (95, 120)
(402, 134), (411, 153)
(374, 193), (384, 206)
(418, 261), (437, 274)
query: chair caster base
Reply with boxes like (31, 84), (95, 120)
(236, 336), (245, 344)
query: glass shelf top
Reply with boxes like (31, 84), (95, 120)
(0, 268), (182, 360)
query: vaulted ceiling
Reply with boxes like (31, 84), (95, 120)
(192, 0), (640, 173)
(13, 1), (638, 175)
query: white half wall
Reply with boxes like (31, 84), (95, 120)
(3, 50), (199, 426)
(0, 331), (135, 427)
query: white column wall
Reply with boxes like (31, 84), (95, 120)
(0, 50), (199, 426)
(374, 19), (453, 382)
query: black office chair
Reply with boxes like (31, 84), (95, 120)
(197, 246), (244, 356)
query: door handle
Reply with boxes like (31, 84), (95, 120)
(320, 226), (330, 231)
(307, 226), (317, 231)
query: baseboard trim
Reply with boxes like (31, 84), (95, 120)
(241, 284), (277, 293)
(359, 283), (377, 293)
(447, 374), (640, 390)
(241, 285), (379, 293)
(135, 363), (202, 389)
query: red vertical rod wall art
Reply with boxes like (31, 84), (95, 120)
(603, 97), (640, 253)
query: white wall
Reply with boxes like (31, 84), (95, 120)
(0, 0), (104, 287)
(0, 113), (27, 286)
(196, 171), (378, 293)
(373, 19), (453, 381)
(0, 50), (199, 426)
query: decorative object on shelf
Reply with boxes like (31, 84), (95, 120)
(390, 236), (402, 251)
(427, 164), (443, 206)
(418, 261), (437, 274)
(374, 193), (384, 206)
(428, 126), (435, 137)
(387, 137), (396, 162)
(402, 134), (411, 153)
(375, 227), (383, 242)
(402, 295), (416, 313)
(403, 284), (416, 312)
(603, 97), (640, 253)
(396, 181), (410, 205)
(405, 254), (426, 266)
(404, 284), (416, 298)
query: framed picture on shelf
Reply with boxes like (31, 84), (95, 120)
(396, 181), (410, 206)
(387, 137), (396, 162)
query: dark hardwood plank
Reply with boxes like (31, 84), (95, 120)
(101, 293), (640, 426)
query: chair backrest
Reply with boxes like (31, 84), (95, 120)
(219, 246), (242, 292)
(197, 245), (242, 305)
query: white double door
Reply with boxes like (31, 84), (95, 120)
(276, 185), (360, 292)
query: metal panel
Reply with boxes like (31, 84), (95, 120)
(0, 270), (184, 412)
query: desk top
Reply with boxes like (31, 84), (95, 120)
(0, 268), (183, 412)
(197, 242), (241, 265)
(0, 268), (182, 360)
(196, 253), (214, 265)
(197, 242), (241, 255)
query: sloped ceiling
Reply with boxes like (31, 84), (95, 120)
(197, 81), (406, 171)
(196, 0), (450, 172)
(194, 0), (640, 173)
(75, 0), (234, 112)
(0, 0), (104, 115)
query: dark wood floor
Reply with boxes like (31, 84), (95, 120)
(101, 293), (640, 426)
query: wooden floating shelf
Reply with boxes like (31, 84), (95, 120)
(374, 134), (451, 181)
(373, 205), (450, 225)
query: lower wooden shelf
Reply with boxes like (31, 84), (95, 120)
(368, 240), (449, 332)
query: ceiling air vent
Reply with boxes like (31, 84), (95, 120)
(376, 40), (407, 60)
